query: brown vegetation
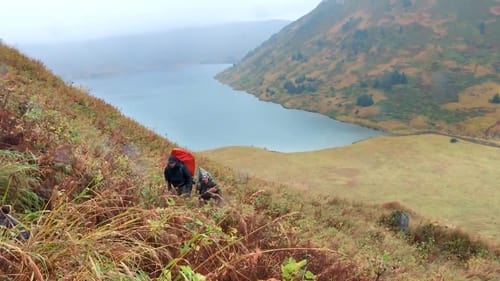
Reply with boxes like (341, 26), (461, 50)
(1, 43), (500, 280)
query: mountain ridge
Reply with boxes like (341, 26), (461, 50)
(18, 20), (291, 79)
(217, 0), (500, 139)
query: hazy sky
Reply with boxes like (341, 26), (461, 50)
(1, 0), (321, 44)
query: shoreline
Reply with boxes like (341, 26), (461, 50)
(216, 76), (500, 149)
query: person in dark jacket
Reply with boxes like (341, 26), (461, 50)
(0, 205), (30, 240)
(197, 167), (222, 204)
(164, 156), (193, 196)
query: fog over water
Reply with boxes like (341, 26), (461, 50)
(1, 0), (322, 44)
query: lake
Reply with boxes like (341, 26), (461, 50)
(74, 64), (385, 152)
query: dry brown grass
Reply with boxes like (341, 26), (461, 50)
(2, 43), (500, 281)
(1, 43), (379, 280)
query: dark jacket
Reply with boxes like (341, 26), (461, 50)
(0, 206), (30, 240)
(164, 158), (193, 189)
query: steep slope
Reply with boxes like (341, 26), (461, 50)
(1, 44), (499, 280)
(217, 0), (500, 139)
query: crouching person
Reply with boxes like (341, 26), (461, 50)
(164, 156), (193, 196)
(0, 205), (30, 241)
(197, 167), (222, 205)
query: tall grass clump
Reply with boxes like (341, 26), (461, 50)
(0, 150), (43, 211)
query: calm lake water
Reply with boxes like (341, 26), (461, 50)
(75, 64), (385, 152)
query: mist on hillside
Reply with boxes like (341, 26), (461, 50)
(18, 20), (290, 79)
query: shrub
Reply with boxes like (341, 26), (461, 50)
(388, 210), (410, 232)
(402, 0), (412, 8)
(295, 75), (306, 84)
(281, 257), (315, 281)
(291, 52), (306, 61)
(284, 81), (304, 94)
(489, 93), (500, 104)
(443, 233), (486, 261)
(356, 94), (374, 107)
(0, 63), (7, 76)
(373, 70), (408, 91)
(0, 150), (43, 212)
(479, 22), (486, 35)
(284, 77), (319, 94)
(411, 223), (487, 261)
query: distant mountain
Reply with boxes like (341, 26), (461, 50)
(217, 0), (500, 139)
(18, 20), (290, 79)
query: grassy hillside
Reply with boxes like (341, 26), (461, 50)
(217, 0), (500, 140)
(1, 44), (500, 280)
(202, 134), (500, 243)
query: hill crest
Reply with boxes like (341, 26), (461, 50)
(217, 0), (500, 139)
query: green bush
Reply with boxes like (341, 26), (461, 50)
(373, 70), (408, 91)
(382, 210), (410, 232)
(490, 93), (500, 104)
(281, 257), (315, 281)
(411, 223), (487, 261)
(295, 75), (306, 84)
(478, 21), (486, 35)
(402, 0), (412, 8)
(443, 234), (486, 261)
(0, 150), (43, 212)
(291, 52), (306, 61)
(356, 94), (374, 107)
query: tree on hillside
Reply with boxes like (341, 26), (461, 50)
(291, 52), (306, 61)
(400, 72), (408, 84)
(379, 27), (386, 37)
(295, 75), (306, 84)
(354, 29), (368, 40)
(284, 81), (296, 93)
(490, 93), (500, 104)
(479, 22), (486, 35)
(356, 94), (374, 107)
(373, 70), (408, 91)
(341, 19), (354, 32)
(284, 80), (305, 94)
(402, 0), (412, 9)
